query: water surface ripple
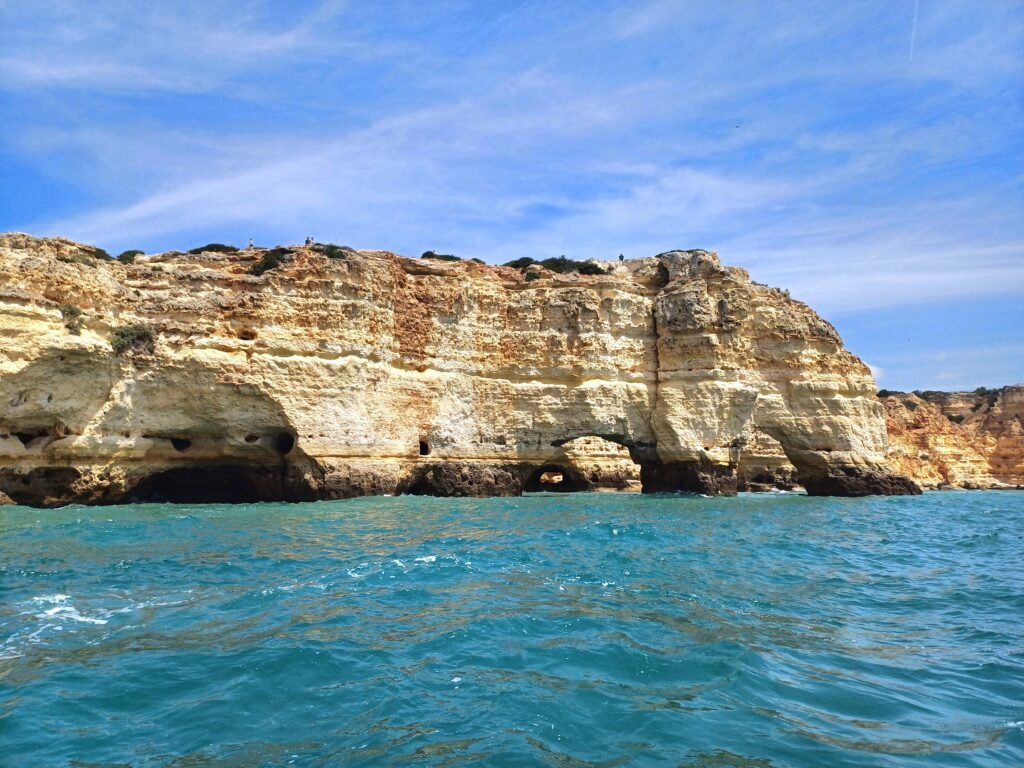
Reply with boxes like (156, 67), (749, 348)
(1, 491), (1022, 766)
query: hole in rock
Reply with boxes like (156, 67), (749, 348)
(130, 465), (275, 504)
(238, 328), (258, 341)
(244, 434), (260, 443)
(524, 464), (589, 493)
(170, 437), (192, 452)
(14, 429), (48, 447)
(271, 431), (295, 456)
(419, 440), (431, 456)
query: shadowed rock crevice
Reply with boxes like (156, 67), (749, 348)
(639, 460), (738, 496)
(129, 465), (282, 503)
(800, 466), (922, 497)
(403, 463), (522, 497)
(0, 467), (83, 508)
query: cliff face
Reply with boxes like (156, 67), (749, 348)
(881, 388), (1024, 488)
(0, 233), (917, 507)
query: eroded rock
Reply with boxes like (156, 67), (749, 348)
(0, 233), (918, 505)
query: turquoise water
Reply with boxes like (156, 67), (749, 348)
(1, 492), (1022, 767)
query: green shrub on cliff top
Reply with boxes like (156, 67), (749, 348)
(501, 255), (606, 276)
(249, 248), (292, 276)
(422, 251), (461, 262)
(187, 243), (239, 255)
(57, 247), (111, 266)
(117, 249), (143, 264)
(111, 324), (156, 355)
(318, 243), (354, 260)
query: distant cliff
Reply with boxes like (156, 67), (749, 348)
(0, 232), (917, 507)
(881, 387), (1024, 489)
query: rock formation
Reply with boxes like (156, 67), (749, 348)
(0, 233), (918, 507)
(881, 388), (1023, 489)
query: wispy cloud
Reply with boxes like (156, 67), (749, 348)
(909, 0), (920, 63)
(2, 1), (1022, 387)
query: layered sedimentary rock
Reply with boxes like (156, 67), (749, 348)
(0, 233), (918, 506)
(881, 388), (1023, 488)
(881, 393), (994, 488)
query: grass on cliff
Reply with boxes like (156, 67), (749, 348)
(250, 248), (293, 276)
(117, 250), (144, 264)
(56, 246), (112, 266)
(502, 256), (606, 276)
(188, 243), (239, 255)
(111, 324), (157, 355)
(317, 243), (355, 260)
(59, 304), (83, 335)
(422, 251), (461, 262)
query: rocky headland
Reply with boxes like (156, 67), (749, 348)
(0, 233), (919, 507)
(880, 387), (1024, 489)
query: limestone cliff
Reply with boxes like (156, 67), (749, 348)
(880, 388), (1024, 489)
(0, 233), (918, 506)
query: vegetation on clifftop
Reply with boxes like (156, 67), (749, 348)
(188, 243), (239, 255)
(503, 256), (606, 276)
(249, 248), (294, 276)
(317, 243), (355, 260)
(421, 251), (461, 262)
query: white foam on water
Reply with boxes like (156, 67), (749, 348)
(392, 559), (407, 568)
(30, 594), (70, 605)
(38, 605), (108, 625)
(415, 555), (436, 563)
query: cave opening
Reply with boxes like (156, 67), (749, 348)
(524, 464), (589, 493)
(130, 465), (281, 504)
(13, 428), (49, 447)
(419, 440), (431, 456)
(544, 435), (645, 492)
(271, 431), (296, 456)
(170, 437), (192, 452)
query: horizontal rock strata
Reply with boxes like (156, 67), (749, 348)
(0, 232), (918, 506)
(882, 388), (1024, 489)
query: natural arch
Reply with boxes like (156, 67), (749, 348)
(524, 463), (591, 493)
(558, 435), (643, 492)
(755, 422), (920, 497)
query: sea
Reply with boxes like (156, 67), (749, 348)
(1, 491), (1022, 767)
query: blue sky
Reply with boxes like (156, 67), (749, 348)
(2, 1), (1022, 391)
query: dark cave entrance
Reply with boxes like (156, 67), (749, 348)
(524, 463), (590, 493)
(130, 465), (283, 504)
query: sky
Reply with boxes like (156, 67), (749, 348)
(1, 0), (1022, 391)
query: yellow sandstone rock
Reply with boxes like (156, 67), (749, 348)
(882, 388), (1024, 489)
(0, 233), (918, 506)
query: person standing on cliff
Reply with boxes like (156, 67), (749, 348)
(248, 238), (254, 249)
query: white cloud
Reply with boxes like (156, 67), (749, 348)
(4, 0), (1022, 326)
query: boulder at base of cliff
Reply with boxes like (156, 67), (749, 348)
(801, 466), (922, 497)
(0, 490), (14, 505)
(403, 463), (522, 497)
